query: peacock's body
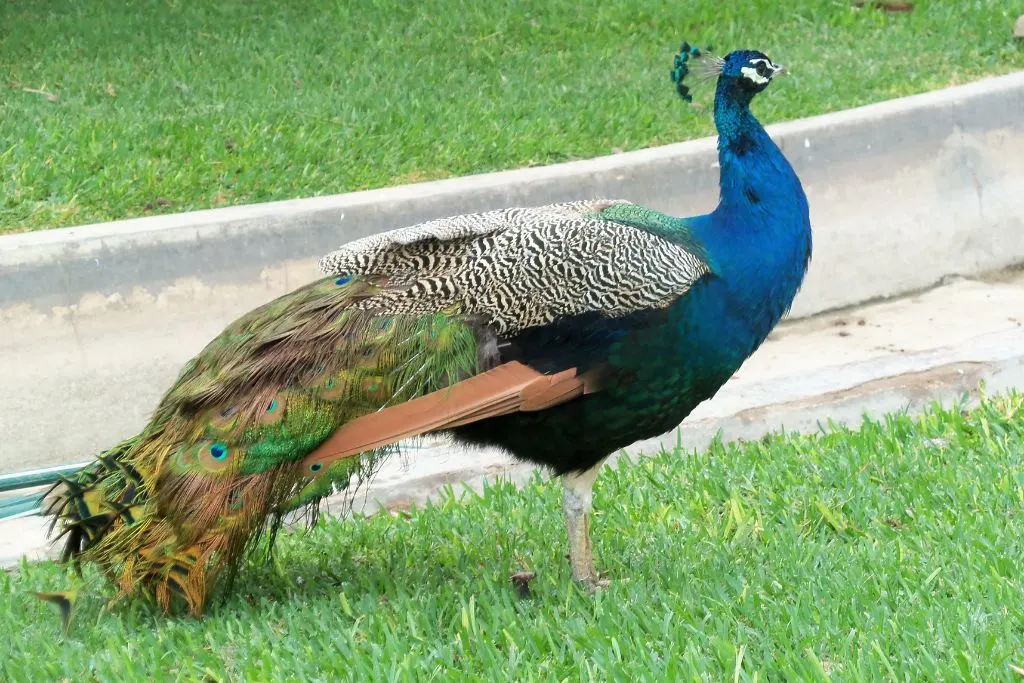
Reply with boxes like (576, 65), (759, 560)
(43, 44), (810, 619)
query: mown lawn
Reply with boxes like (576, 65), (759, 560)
(1, 0), (1022, 233)
(3, 392), (1023, 680)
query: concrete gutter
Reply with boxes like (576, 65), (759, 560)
(1, 73), (1023, 474)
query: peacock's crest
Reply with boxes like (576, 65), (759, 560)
(670, 41), (722, 102)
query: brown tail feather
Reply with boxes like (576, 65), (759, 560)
(301, 362), (597, 472)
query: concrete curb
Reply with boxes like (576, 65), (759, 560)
(2, 72), (1023, 315)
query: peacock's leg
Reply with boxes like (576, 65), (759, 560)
(562, 459), (609, 588)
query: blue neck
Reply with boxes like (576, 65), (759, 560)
(710, 77), (800, 216)
(685, 76), (813, 348)
(712, 78), (757, 143)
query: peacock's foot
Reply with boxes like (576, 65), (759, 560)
(575, 574), (611, 591)
(566, 550), (602, 586)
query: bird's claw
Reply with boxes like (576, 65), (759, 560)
(573, 572), (610, 592)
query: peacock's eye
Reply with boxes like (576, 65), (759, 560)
(755, 62), (768, 77)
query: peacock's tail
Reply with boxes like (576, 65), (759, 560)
(45, 274), (484, 615)
(45, 435), (312, 613)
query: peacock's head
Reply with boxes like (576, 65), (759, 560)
(672, 43), (785, 103)
(721, 50), (785, 93)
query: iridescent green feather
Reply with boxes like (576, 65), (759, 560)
(46, 274), (483, 615)
(593, 203), (708, 259)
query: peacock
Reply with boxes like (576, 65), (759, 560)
(41, 42), (810, 623)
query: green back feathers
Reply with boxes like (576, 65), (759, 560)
(48, 273), (483, 615)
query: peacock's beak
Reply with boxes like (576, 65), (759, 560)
(773, 64), (787, 77)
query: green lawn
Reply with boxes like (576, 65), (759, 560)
(1, 0), (1021, 234)
(3, 392), (1023, 680)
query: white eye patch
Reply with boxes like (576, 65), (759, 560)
(740, 58), (779, 85)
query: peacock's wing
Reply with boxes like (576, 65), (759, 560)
(319, 199), (710, 335)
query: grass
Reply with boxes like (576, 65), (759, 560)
(3, 392), (1023, 680)
(1, 1), (1022, 234)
